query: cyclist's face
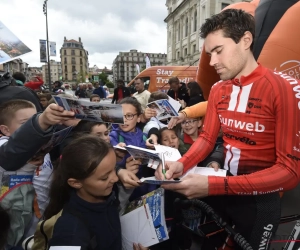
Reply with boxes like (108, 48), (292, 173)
(160, 129), (179, 149)
(205, 29), (249, 81)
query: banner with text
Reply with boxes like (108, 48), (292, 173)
(39, 39), (47, 62)
(50, 41), (56, 56)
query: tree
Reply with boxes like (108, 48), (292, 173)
(98, 72), (109, 85)
(106, 81), (114, 88)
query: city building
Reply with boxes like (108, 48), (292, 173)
(164, 0), (250, 66)
(42, 60), (62, 83)
(112, 49), (167, 84)
(28, 67), (43, 81)
(60, 37), (89, 82)
(0, 58), (29, 78)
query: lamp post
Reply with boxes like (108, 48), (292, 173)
(43, 0), (52, 92)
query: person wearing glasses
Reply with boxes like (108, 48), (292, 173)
(109, 97), (156, 202)
(181, 117), (223, 170)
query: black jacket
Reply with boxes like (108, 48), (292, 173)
(50, 191), (122, 250)
(167, 82), (190, 104)
(111, 87), (131, 104)
(0, 113), (53, 171)
(187, 94), (205, 107)
(0, 81), (43, 112)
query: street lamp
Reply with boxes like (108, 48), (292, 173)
(43, 0), (52, 92)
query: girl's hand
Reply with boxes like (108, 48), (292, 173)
(208, 161), (220, 171)
(145, 134), (158, 148)
(115, 143), (127, 162)
(126, 156), (141, 174)
(144, 108), (157, 120)
(117, 169), (140, 189)
(133, 243), (149, 250)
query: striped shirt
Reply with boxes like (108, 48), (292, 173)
(179, 64), (300, 195)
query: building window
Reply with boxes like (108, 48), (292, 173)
(71, 57), (76, 64)
(184, 48), (188, 56)
(80, 50), (82, 56)
(65, 66), (67, 72)
(221, 3), (230, 9)
(80, 58), (83, 64)
(193, 44), (196, 53)
(71, 50), (75, 56)
(177, 51), (180, 60)
(72, 66), (76, 72)
(64, 57), (67, 64)
(65, 74), (68, 80)
(80, 66), (83, 72)
(185, 18), (188, 37)
(194, 11), (197, 32)
(64, 50), (66, 55)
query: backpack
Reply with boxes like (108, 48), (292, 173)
(31, 206), (97, 250)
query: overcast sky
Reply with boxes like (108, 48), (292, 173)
(1, 0), (167, 69)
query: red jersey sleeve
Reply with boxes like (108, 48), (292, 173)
(178, 83), (221, 172)
(209, 72), (300, 195)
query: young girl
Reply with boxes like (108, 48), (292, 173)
(181, 117), (224, 168)
(45, 135), (121, 249)
(110, 97), (155, 201)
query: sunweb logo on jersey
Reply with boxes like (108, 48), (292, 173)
(219, 115), (265, 132)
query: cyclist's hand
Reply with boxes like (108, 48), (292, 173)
(145, 134), (158, 148)
(155, 161), (184, 180)
(162, 174), (209, 199)
(117, 169), (140, 189)
(168, 112), (186, 129)
(126, 156), (141, 174)
(208, 161), (220, 172)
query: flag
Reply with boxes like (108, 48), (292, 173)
(39, 39), (47, 62)
(136, 64), (140, 74)
(0, 20), (31, 64)
(49, 41), (56, 56)
(145, 54), (151, 69)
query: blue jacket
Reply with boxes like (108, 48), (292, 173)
(49, 191), (121, 250)
(93, 87), (106, 99)
(110, 127), (156, 200)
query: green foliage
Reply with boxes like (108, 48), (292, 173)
(106, 81), (114, 88)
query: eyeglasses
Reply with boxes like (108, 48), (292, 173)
(181, 120), (198, 126)
(124, 113), (138, 120)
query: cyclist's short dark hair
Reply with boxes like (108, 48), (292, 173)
(200, 9), (255, 51)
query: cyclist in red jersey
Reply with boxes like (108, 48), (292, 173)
(155, 9), (300, 250)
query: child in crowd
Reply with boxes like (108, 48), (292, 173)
(0, 99), (74, 248)
(44, 135), (147, 250)
(181, 117), (224, 168)
(90, 94), (101, 102)
(38, 93), (50, 110)
(157, 127), (186, 155)
(110, 97), (155, 201)
(143, 91), (169, 147)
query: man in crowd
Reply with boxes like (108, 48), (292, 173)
(132, 77), (151, 110)
(86, 83), (94, 98)
(75, 83), (87, 98)
(167, 77), (189, 108)
(93, 82), (106, 99)
(156, 9), (300, 249)
(111, 79), (130, 104)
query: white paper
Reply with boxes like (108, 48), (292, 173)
(154, 145), (181, 161)
(167, 95), (181, 112)
(121, 204), (158, 249)
(49, 247), (81, 250)
(182, 166), (227, 178)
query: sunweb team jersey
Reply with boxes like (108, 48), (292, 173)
(179, 64), (300, 195)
